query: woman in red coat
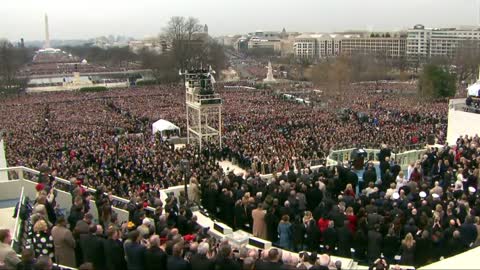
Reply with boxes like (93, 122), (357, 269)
(345, 207), (357, 234)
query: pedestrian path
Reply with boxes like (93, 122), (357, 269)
(218, 160), (246, 176)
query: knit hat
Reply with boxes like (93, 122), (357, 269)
(35, 183), (45, 192)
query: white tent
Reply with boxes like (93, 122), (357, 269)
(152, 119), (180, 139)
(467, 82), (480, 97)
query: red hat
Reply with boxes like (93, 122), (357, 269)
(143, 202), (149, 208)
(183, 234), (195, 242)
(35, 183), (45, 192)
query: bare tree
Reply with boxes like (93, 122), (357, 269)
(162, 16), (204, 70)
(0, 40), (25, 91)
(454, 40), (480, 84)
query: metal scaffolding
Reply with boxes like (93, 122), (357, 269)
(181, 67), (223, 150)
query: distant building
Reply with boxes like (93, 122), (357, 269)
(293, 33), (360, 59)
(233, 30), (300, 55)
(341, 36), (407, 58)
(129, 39), (167, 54)
(407, 24), (480, 61)
(294, 32), (407, 59)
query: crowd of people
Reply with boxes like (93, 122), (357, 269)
(0, 80), (469, 270)
(199, 134), (480, 268)
(1, 82), (447, 184)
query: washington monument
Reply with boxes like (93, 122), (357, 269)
(44, 13), (50, 48)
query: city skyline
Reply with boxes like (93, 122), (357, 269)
(0, 0), (479, 41)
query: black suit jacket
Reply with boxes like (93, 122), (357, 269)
(79, 234), (105, 270)
(190, 254), (214, 270)
(103, 238), (127, 270)
(167, 255), (191, 270)
(145, 246), (167, 270)
(125, 242), (146, 270)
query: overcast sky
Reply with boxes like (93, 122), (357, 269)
(1, 0), (478, 41)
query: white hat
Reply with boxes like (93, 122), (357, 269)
(432, 193), (440, 199)
(419, 191), (427, 198)
(469, 186), (476, 193)
(392, 192), (400, 200)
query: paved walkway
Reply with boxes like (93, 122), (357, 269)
(218, 160), (246, 176)
(0, 200), (17, 232)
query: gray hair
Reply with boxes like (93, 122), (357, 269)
(198, 242), (210, 255)
(149, 235), (160, 247)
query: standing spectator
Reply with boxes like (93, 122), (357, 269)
(277, 215), (292, 250)
(400, 233), (415, 265)
(167, 243), (190, 270)
(125, 230), (146, 270)
(190, 242), (214, 270)
(0, 229), (20, 269)
(80, 224), (105, 270)
(145, 235), (167, 270)
(30, 220), (54, 260)
(252, 204), (267, 239)
(103, 226), (127, 270)
(367, 224), (383, 264)
(51, 216), (76, 267)
(15, 249), (35, 270)
(214, 244), (240, 270)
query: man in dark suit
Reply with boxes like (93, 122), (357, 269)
(145, 235), (167, 270)
(367, 224), (383, 264)
(80, 224), (105, 270)
(337, 220), (353, 257)
(214, 244), (240, 270)
(255, 248), (287, 270)
(190, 242), (214, 270)
(125, 230), (146, 270)
(103, 226), (127, 270)
(167, 242), (190, 270)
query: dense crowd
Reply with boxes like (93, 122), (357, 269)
(0, 81), (465, 269)
(0, 82), (448, 194)
(200, 135), (480, 268)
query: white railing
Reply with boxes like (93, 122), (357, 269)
(0, 166), (157, 215)
(11, 186), (24, 248)
(327, 147), (427, 170)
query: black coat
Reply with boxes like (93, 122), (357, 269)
(213, 257), (241, 270)
(400, 243), (415, 266)
(337, 226), (353, 257)
(323, 227), (337, 252)
(255, 260), (288, 270)
(103, 238), (127, 270)
(79, 234), (105, 270)
(167, 255), (191, 270)
(145, 246), (167, 270)
(367, 230), (383, 262)
(190, 254), (214, 270)
(234, 204), (247, 230)
(304, 219), (320, 251)
(125, 242), (146, 270)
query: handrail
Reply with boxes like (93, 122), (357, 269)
(0, 166), (156, 214)
(11, 186), (24, 248)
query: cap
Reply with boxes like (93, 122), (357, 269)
(469, 186), (476, 193)
(419, 191), (427, 198)
(432, 193), (440, 199)
(35, 183), (45, 192)
(392, 192), (400, 200)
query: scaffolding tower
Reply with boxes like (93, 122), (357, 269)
(181, 67), (223, 150)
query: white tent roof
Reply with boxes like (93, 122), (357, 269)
(467, 81), (480, 97)
(152, 119), (180, 134)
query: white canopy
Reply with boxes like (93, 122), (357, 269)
(152, 119), (180, 139)
(467, 82), (480, 97)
